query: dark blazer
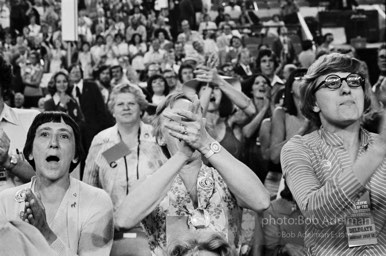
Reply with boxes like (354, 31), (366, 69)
(44, 96), (85, 125)
(77, 79), (114, 152)
(272, 37), (297, 64)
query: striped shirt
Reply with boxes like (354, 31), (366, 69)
(281, 127), (386, 256)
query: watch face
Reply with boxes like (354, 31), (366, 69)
(210, 142), (221, 153)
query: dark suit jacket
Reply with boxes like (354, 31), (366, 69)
(44, 96), (85, 125)
(77, 79), (114, 152)
(272, 37), (297, 64)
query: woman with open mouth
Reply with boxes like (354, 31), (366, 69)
(0, 111), (114, 255)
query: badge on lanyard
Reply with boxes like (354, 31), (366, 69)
(345, 191), (378, 247)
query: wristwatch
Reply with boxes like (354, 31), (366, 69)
(204, 141), (222, 159)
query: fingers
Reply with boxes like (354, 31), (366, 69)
(164, 122), (190, 135)
(25, 189), (45, 217)
(191, 95), (201, 115)
(168, 130), (189, 141)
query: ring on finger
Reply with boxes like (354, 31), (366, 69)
(182, 126), (188, 135)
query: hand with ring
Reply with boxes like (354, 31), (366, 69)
(163, 95), (212, 152)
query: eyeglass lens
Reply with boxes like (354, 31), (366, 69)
(324, 74), (363, 89)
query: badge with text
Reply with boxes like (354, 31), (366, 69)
(346, 191), (378, 247)
(102, 141), (131, 168)
(166, 216), (190, 246)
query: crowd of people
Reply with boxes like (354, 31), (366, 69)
(0, 0), (386, 255)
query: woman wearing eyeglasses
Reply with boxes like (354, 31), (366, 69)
(281, 53), (386, 255)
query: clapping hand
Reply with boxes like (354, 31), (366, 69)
(163, 95), (212, 157)
(23, 189), (57, 244)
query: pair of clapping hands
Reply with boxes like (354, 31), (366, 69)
(163, 95), (213, 158)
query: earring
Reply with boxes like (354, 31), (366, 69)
(72, 159), (78, 164)
(313, 106), (320, 113)
(28, 155), (33, 161)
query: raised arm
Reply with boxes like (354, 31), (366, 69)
(242, 97), (270, 139)
(195, 66), (256, 117)
(269, 107), (287, 164)
(115, 150), (192, 229)
(165, 99), (270, 213)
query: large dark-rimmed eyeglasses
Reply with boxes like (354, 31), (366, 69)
(314, 73), (364, 91)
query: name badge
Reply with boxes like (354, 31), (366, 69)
(346, 191), (378, 247)
(102, 141), (131, 168)
(166, 216), (190, 246)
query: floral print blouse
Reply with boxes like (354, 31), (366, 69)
(142, 164), (243, 255)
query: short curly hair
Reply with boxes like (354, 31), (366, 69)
(107, 84), (149, 115)
(0, 54), (14, 99)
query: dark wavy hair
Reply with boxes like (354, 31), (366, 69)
(147, 74), (170, 100)
(196, 82), (233, 118)
(48, 71), (72, 96)
(284, 68), (308, 116)
(154, 28), (170, 41)
(23, 112), (85, 173)
(255, 49), (279, 73)
(241, 73), (272, 99)
(130, 33), (143, 45)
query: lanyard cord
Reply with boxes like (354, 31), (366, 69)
(119, 126), (141, 195)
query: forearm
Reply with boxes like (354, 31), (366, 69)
(216, 77), (256, 116)
(270, 140), (288, 164)
(115, 152), (189, 228)
(242, 109), (268, 138)
(201, 143), (270, 212)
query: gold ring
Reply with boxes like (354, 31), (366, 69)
(182, 126), (188, 135)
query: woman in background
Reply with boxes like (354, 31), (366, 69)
(44, 70), (84, 126)
(83, 84), (166, 256)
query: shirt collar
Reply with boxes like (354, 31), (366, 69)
(0, 104), (19, 125)
(271, 75), (284, 86)
(75, 80), (83, 92)
(319, 126), (370, 148)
